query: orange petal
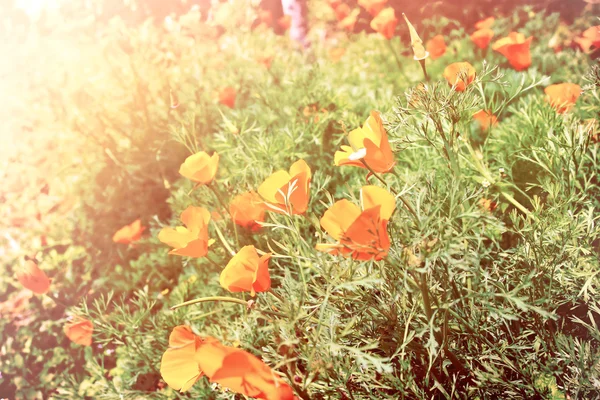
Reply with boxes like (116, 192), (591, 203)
(320, 199), (361, 240)
(361, 186), (396, 220)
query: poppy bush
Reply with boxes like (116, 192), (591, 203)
(2, 0), (600, 399)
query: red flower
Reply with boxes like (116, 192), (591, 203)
(218, 87), (237, 108)
(473, 110), (498, 131)
(370, 8), (397, 40)
(16, 260), (50, 295)
(220, 245), (271, 296)
(492, 32), (533, 71)
(112, 219), (146, 244)
(544, 83), (581, 114)
(443, 62), (476, 92)
(229, 191), (267, 231)
(475, 17), (494, 30)
(317, 186), (396, 260)
(64, 317), (93, 346)
(471, 28), (494, 49)
(426, 35), (446, 59)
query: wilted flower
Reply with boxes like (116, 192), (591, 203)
(112, 219), (146, 244)
(258, 159), (311, 214)
(158, 206), (212, 257)
(160, 326), (295, 399)
(475, 16), (495, 30)
(358, 0), (387, 17)
(335, 110), (395, 173)
(402, 13), (428, 60)
(473, 109), (498, 131)
(492, 32), (533, 71)
(16, 260), (50, 295)
(426, 35), (446, 59)
(64, 317), (93, 346)
(218, 87), (237, 108)
(443, 62), (476, 92)
(544, 83), (581, 113)
(229, 191), (266, 231)
(179, 151), (219, 185)
(220, 245), (271, 296)
(471, 28), (494, 49)
(370, 8), (398, 40)
(317, 186), (396, 260)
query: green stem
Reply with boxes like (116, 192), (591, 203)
(418, 59), (429, 82)
(501, 191), (534, 220)
(171, 296), (247, 310)
(385, 39), (405, 73)
(360, 160), (419, 224)
(212, 220), (236, 256)
(414, 271), (466, 373)
(209, 183), (240, 247)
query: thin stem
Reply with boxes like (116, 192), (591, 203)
(418, 59), (429, 82)
(212, 220), (236, 256)
(360, 160), (419, 223)
(209, 183), (240, 247)
(171, 296), (248, 310)
(413, 271), (467, 373)
(385, 39), (405, 73)
(501, 191), (535, 220)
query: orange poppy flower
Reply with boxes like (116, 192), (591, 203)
(370, 7), (397, 40)
(471, 28), (494, 49)
(229, 191), (266, 231)
(257, 56), (273, 69)
(329, 47), (346, 62)
(475, 16), (494, 30)
(478, 198), (497, 212)
(317, 185), (396, 260)
(443, 62), (476, 92)
(333, 3), (350, 21)
(278, 15), (291, 31)
(544, 83), (581, 114)
(473, 110), (498, 131)
(303, 105), (328, 123)
(179, 151), (219, 185)
(258, 159), (311, 215)
(426, 35), (446, 60)
(328, 0), (342, 10)
(492, 32), (533, 71)
(338, 9), (359, 32)
(196, 339), (294, 400)
(16, 260), (50, 295)
(334, 110), (395, 173)
(158, 206), (212, 257)
(161, 327), (295, 399)
(160, 326), (205, 392)
(220, 245), (271, 296)
(64, 317), (93, 346)
(218, 87), (237, 108)
(574, 25), (600, 53)
(112, 219), (146, 244)
(358, 0), (387, 17)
